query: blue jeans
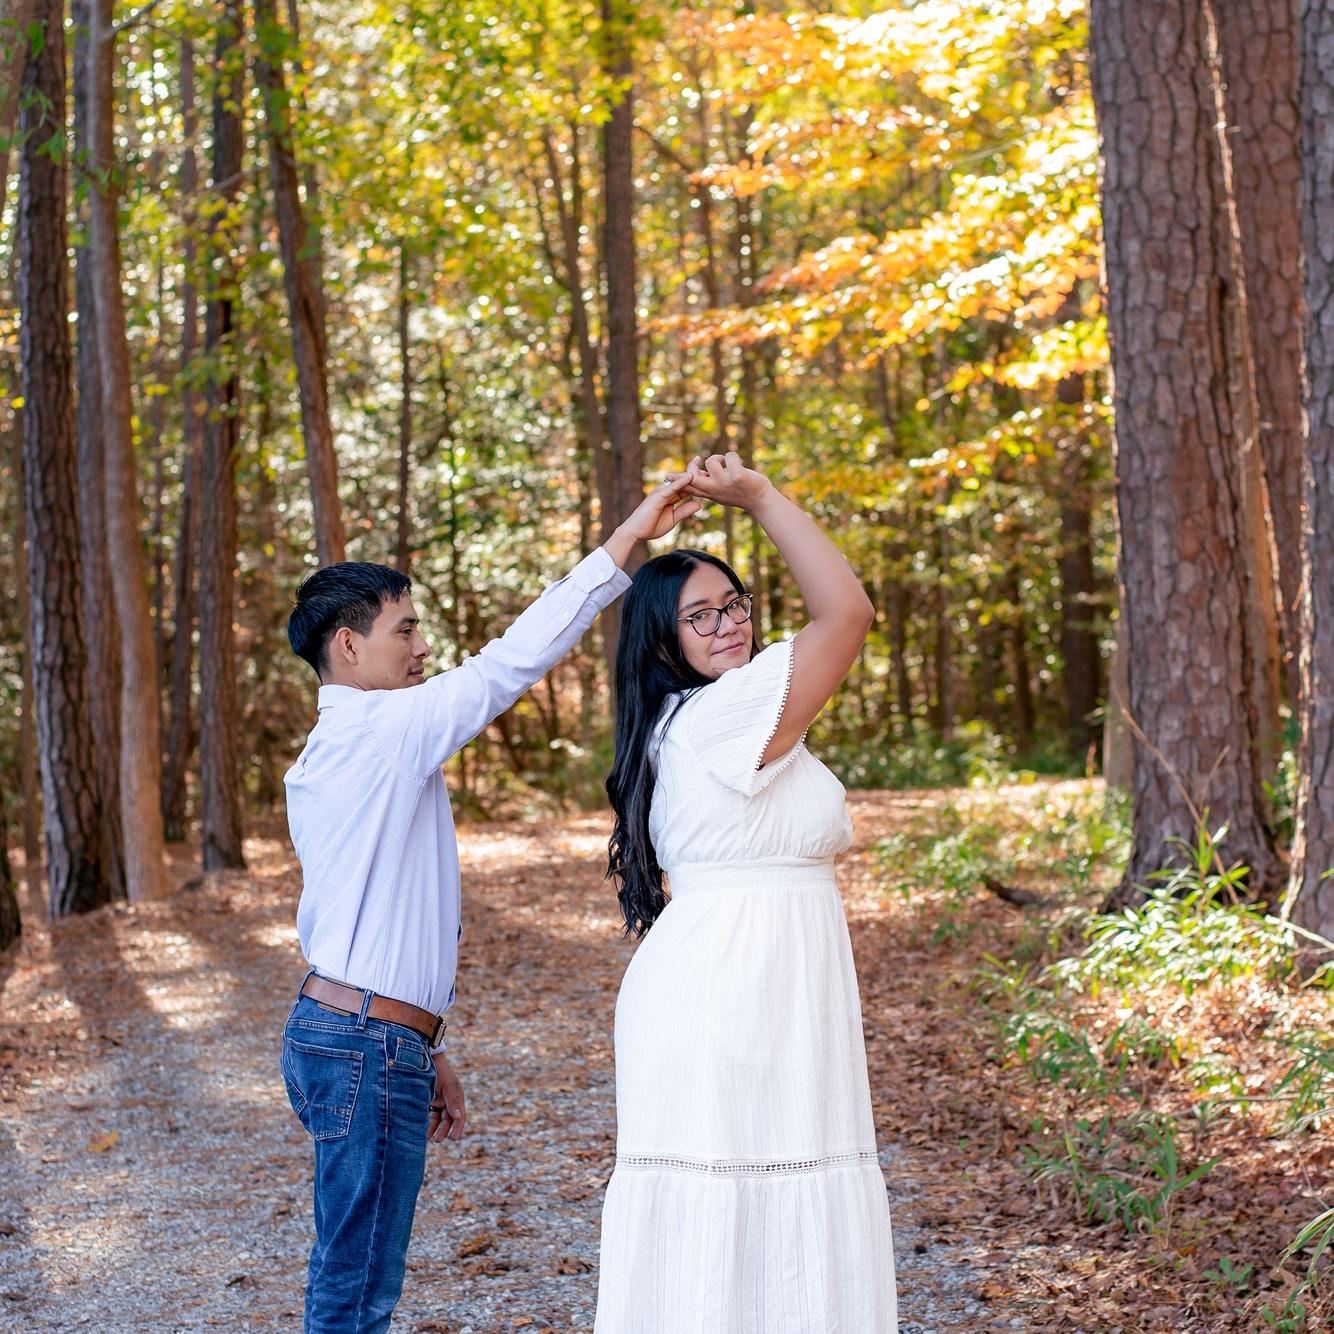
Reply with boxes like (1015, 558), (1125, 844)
(282, 984), (436, 1333)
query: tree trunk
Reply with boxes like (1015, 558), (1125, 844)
(19, 0), (112, 917)
(396, 241), (412, 572)
(198, 0), (246, 871)
(253, 0), (344, 565)
(930, 519), (953, 740)
(12, 422), (43, 899)
(1202, 1), (1285, 786)
(887, 577), (914, 735)
(1090, 0), (1281, 902)
(1101, 576), (1135, 790)
(71, 0), (126, 899)
(85, 0), (167, 901)
(1212, 0), (1304, 702)
(0, 805), (18, 953)
(1057, 373), (1102, 759)
(281, 0), (326, 317)
(600, 0), (643, 567)
(0, 0), (36, 220)
(1005, 566), (1035, 753)
(1285, 0), (1334, 943)
(161, 36), (203, 841)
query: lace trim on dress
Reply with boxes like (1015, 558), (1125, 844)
(754, 636), (797, 774)
(616, 1150), (879, 1178)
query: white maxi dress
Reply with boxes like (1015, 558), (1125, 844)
(596, 639), (898, 1333)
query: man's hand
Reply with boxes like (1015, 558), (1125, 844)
(428, 1052), (466, 1144)
(603, 472), (701, 567)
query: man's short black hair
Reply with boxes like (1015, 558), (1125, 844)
(288, 561), (412, 677)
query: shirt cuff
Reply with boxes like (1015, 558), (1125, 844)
(580, 545), (633, 596)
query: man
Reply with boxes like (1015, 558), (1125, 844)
(280, 476), (698, 1332)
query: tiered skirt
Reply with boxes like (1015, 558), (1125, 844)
(595, 859), (897, 1332)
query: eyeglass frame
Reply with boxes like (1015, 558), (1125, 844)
(676, 592), (755, 637)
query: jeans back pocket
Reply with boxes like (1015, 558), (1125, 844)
(282, 1036), (365, 1141)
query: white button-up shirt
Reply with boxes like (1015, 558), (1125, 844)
(284, 548), (630, 1029)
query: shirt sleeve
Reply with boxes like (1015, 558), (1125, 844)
(683, 637), (804, 796)
(361, 547), (631, 776)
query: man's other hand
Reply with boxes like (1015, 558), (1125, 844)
(428, 1052), (466, 1143)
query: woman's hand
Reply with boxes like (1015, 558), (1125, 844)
(604, 473), (701, 567)
(683, 452), (775, 512)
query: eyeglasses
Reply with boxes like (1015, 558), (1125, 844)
(676, 593), (754, 637)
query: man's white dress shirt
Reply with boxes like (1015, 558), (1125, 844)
(284, 548), (630, 1031)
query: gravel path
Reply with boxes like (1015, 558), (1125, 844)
(0, 802), (1015, 1332)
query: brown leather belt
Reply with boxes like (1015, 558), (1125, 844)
(301, 974), (447, 1047)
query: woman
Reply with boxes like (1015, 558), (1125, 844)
(596, 453), (897, 1332)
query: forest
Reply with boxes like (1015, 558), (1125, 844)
(2, 0), (1333, 1329)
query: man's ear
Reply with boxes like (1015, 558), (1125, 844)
(329, 625), (358, 668)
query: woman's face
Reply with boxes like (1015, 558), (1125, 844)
(675, 564), (753, 679)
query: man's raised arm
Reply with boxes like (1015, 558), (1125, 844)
(363, 474), (699, 776)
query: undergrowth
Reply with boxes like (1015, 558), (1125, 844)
(884, 783), (1334, 1328)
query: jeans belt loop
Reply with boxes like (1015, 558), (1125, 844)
(355, 985), (374, 1030)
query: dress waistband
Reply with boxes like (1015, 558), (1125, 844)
(665, 859), (838, 898)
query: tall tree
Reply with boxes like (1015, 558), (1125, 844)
(18, 0), (112, 917)
(600, 0), (643, 544)
(1090, 0), (1281, 901)
(1212, 0), (1304, 698)
(1286, 0), (1334, 944)
(161, 35), (203, 841)
(84, 0), (168, 901)
(12, 427), (42, 899)
(71, 0), (126, 898)
(198, 0), (247, 871)
(599, 0), (644, 673)
(253, 0), (344, 565)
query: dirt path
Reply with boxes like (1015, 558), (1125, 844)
(0, 796), (1021, 1333)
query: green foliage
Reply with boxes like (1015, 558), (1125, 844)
(1022, 1108), (1217, 1234)
(1049, 825), (1297, 996)
(1270, 1031), (1334, 1135)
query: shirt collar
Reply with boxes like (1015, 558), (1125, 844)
(316, 683), (363, 712)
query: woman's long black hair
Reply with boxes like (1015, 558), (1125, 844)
(606, 548), (750, 936)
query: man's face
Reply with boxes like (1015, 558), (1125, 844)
(339, 595), (430, 690)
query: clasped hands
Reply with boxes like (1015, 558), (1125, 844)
(617, 452), (773, 546)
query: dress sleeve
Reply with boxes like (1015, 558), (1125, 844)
(683, 637), (804, 796)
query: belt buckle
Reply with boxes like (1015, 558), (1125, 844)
(429, 1014), (447, 1048)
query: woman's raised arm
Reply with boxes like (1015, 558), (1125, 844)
(685, 452), (873, 763)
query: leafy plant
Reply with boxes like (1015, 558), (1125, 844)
(1022, 1109), (1217, 1235)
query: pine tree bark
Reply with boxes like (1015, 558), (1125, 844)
(71, 0), (125, 900)
(198, 0), (246, 871)
(19, 0), (112, 917)
(1090, 0), (1281, 902)
(253, 0), (344, 565)
(12, 426), (42, 899)
(161, 36), (203, 841)
(600, 0), (643, 568)
(1286, 0), (1334, 943)
(1212, 0), (1304, 700)
(1202, 1), (1284, 785)
(83, 0), (167, 901)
